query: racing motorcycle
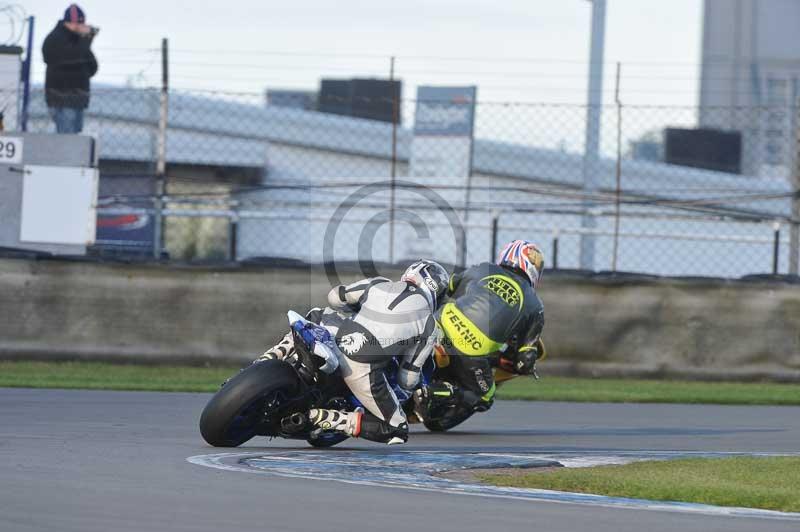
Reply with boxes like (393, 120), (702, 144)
(199, 312), (525, 448)
(200, 311), (421, 448)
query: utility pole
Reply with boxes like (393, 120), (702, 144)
(580, 0), (606, 270)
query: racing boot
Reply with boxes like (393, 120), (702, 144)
(308, 408), (363, 437)
(255, 332), (294, 362)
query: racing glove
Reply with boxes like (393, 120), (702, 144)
(499, 338), (546, 376)
(507, 350), (537, 375)
(413, 381), (460, 418)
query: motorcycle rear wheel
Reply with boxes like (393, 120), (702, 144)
(306, 433), (349, 448)
(199, 360), (301, 447)
(423, 406), (474, 432)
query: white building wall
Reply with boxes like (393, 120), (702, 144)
(237, 147), (789, 277)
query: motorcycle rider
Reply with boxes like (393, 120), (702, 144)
(415, 240), (546, 420)
(259, 260), (449, 445)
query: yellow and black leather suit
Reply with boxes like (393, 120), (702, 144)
(434, 262), (545, 409)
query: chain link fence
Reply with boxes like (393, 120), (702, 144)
(25, 85), (799, 278)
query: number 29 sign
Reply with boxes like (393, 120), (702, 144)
(0, 137), (23, 165)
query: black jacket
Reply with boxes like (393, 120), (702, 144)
(439, 262), (544, 356)
(42, 23), (98, 109)
(431, 263), (544, 408)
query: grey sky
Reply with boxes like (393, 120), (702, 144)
(19, 0), (703, 104)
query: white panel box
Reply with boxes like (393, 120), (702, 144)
(0, 136), (23, 164)
(20, 165), (98, 246)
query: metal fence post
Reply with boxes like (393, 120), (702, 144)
(153, 38), (169, 260)
(790, 220), (799, 276)
(490, 212), (499, 262)
(552, 229), (560, 270)
(460, 95), (478, 269)
(773, 222), (781, 275)
(229, 213), (238, 262)
(20, 16), (34, 132)
(388, 55), (397, 265)
(611, 62), (622, 272)
(789, 98), (800, 274)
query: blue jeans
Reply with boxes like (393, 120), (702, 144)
(49, 107), (84, 134)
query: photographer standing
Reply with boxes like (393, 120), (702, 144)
(42, 4), (98, 134)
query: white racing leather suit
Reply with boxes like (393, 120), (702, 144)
(318, 276), (439, 443)
(262, 276), (439, 444)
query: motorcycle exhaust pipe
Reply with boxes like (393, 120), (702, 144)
(281, 412), (308, 434)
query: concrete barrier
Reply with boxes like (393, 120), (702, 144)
(541, 275), (800, 382)
(1, 257), (799, 381)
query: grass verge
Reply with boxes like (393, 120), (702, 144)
(0, 361), (239, 393)
(478, 456), (800, 513)
(0, 361), (799, 405)
(496, 375), (800, 405)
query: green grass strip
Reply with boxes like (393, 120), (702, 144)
(479, 456), (800, 513)
(0, 361), (799, 405)
(0, 361), (240, 393)
(496, 375), (800, 405)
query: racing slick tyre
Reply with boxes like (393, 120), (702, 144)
(306, 433), (349, 448)
(200, 360), (300, 447)
(422, 405), (474, 432)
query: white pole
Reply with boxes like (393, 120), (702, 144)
(580, 0), (606, 270)
(790, 97), (800, 274)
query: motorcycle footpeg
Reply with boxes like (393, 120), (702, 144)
(280, 412), (310, 434)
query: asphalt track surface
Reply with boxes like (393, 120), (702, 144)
(2, 388), (799, 532)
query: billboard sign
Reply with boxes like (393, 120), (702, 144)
(94, 175), (155, 254)
(413, 86), (477, 136)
